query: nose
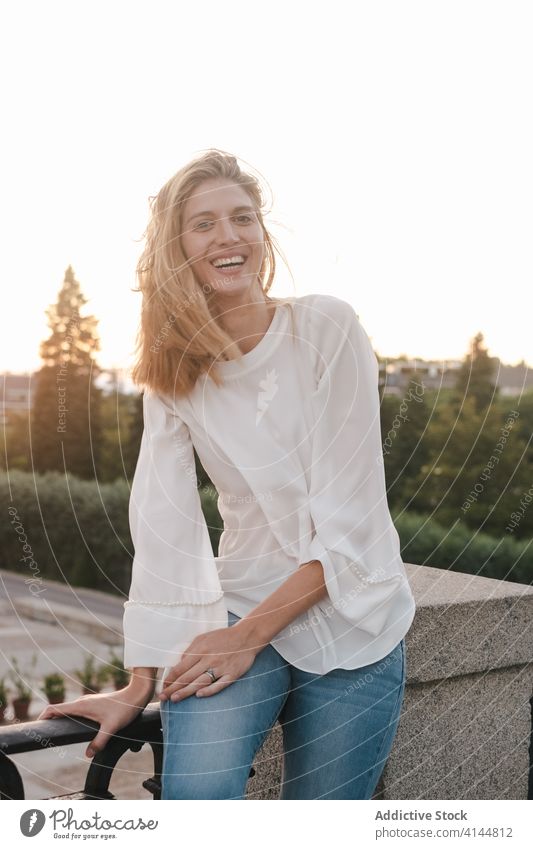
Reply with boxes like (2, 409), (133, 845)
(214, 214), (240, 244)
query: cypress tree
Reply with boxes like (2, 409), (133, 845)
(31, 265), (103, 479)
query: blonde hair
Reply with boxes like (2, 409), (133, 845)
(131, 148), (295, 398)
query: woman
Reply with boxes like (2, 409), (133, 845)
(39, 149), (416, 800)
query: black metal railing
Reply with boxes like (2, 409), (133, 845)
(0, 701), (165, 801)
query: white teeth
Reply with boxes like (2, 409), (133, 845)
(211, 255), (246, 267)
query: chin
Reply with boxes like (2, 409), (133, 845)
(209, 277), (256, 297)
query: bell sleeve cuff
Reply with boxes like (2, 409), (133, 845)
(303, 535), (405, 637)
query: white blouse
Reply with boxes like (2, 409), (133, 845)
(123, 293), (416, 682)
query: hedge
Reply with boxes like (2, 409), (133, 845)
(1, 471), (530, 598)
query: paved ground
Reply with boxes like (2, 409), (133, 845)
(0, 568), (125, 622)
(0, 569), (155, 800)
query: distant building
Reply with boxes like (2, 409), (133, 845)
(378, 357), (533, 397)
(0, 369), (139, 426)
(94, 368), (137, 395)
(0, 373), (33, 425)
(492, 360), (533, 397)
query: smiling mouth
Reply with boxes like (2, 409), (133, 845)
(210, 256), (247, 271)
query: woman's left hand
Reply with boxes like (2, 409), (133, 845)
(157, 621), (262, 702)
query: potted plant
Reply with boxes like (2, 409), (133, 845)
(74, 654), (110, 695)
(8, 653), (37, 721)
(40, 673), (66, 704)
(104, 651), (130, 690)
(0, 677), (9, 722)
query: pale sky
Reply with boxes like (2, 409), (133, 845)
(1, 0), (532, 375)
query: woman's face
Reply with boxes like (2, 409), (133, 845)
(180, 177), (265, 299)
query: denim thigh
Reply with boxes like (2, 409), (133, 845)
(278, 639), (406, 799)
(160, 611), (291, 800)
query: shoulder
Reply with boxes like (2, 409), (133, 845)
(289, 292), (361, 342)
(291, 292), (358, 324)
(285, 293), (371, 382)
(141, 386), (190, 429)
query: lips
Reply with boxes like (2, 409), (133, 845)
(209, 255), (248, 272)
(210, 254), (247, 265)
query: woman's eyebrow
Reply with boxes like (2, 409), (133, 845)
(185, 205), (255, 225)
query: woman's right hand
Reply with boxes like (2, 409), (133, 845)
(36, 687), (152, 759)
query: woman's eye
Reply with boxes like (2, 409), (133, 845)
(194, 214), (253, 231)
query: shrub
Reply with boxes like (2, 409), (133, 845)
(394, 510), (533, 585)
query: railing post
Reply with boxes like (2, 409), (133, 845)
(0, 751), (25, 800)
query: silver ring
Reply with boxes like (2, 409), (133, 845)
(205, 668), (217, 683)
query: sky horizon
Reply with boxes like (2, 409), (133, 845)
(1, 262), (531, 376)
(2, 2), (532, 375)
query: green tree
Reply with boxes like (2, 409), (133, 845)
(381, 381), (433, 513)
(1, 411), (31, 471)
(453, 332), (498, 414)
(407, 395), (527, 537)
(31, 265), (103, 479)
(122, 390), (144, 481)
(98, 379), (141, 483)
(121, 389), (213, 491)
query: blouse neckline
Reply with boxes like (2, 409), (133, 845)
(211, 300), (290, 379)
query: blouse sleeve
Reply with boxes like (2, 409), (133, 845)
(299, 298), (407, 637)
(122, 389), (227, 670)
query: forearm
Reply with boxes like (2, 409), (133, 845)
(232, 559), (328, 651)
(127, 666), (158, 703)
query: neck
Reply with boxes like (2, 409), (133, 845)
(211, 286), (276, 355)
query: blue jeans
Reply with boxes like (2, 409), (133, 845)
(160, 611), (406, 800)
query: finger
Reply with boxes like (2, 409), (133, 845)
(38, 704), (57, 719)
(86, 726), (112, 759)
(37, 702), (74, 719)
(170, 672), (212, 702)
(37, 707), (56, 720)
(168, 670), (221, 702)
(159, 674), (198, 698)
(160, 663), (212, 699)
(160, 669), (194, 693)
(195, 674), (234, 698)
(39, 700), (95, 722)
